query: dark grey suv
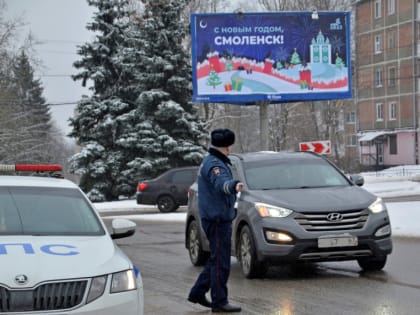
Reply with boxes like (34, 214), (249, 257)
(136, 166), (198, 212)
(185, 151), (392, 278)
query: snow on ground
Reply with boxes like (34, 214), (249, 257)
(94, 165), (420, 237)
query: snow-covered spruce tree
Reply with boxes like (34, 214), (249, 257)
(70, 0), (136, 201)
(4, 50), (54, 163)
(12, 51), (52, 130)
(118, 0), (207, 189)
(70, 0), (206, 201)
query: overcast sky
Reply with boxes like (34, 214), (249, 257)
(4, 0), (255, 136)
(4, 0), (95, 135)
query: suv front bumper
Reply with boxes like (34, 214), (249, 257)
(255, 235), (392, 263)
(246, 212), (393, 263)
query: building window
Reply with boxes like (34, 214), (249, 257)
(375, 0), (382, 18)
(376, 103), (384, 121)
(416, 58), (420, 76)
(417, 23), (420, 42)
(346, 135), (358, 147)
(375, 67), (383, 87)
(389, 134), (397, 154)
(388, 67), (396, 87)
(388, 31), (396, 49)
(345, 111), (356, 123)
(388, 0), (395, 15)
(389, 102), (397, 120)
(374, 35), (382, 54)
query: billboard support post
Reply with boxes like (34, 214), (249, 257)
(258, 101), (270, 151)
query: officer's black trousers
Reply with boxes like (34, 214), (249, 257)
(189, 220), (232, 307)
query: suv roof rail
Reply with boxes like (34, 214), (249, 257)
(0, 164), (63, 177)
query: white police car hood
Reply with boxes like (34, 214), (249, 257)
(0, 235), (131, 288)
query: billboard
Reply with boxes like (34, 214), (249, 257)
(191, 11), (351, 104)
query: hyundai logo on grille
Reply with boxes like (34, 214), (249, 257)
(14, 274), (28, 285)
(326, 213), (343, 222)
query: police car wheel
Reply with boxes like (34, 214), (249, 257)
(187, 220), (209, 266)
(238, 225), (268, 279)
(157, 195), (178, 212)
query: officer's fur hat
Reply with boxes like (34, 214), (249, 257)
(211, 128), (235, 147)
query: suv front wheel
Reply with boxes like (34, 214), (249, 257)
(357, 256), (387, 271)
(187, 220), (209, 266)
(237, 225), (268, 279)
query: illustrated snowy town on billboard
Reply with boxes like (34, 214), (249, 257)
(196, 29), (348, 97)
(194, 12), (351, 100)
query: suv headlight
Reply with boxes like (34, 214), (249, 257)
(255, 202), (293, 218)
(111, 269), (137, 293)
(368, 197), (387, 213)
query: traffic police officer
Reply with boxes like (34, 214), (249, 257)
(188, 128), (243, 313)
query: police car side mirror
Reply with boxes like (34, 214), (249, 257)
(111, 218), (137, 239)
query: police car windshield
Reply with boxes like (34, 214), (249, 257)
(0, 187), (105, 236)
(243, 159), (350, 190)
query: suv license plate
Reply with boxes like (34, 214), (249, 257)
(318, 235), (358, 248)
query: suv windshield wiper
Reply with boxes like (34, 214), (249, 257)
(260, 187), (294, 190)
(296, 185), (333, 189)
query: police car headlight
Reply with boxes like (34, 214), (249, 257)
(368, 197), (387, 213)
(87, 275), (107, 304)
(111, 269), (137, 293)
(255, 202), (293, 218)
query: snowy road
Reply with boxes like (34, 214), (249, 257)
(112, 220), (420, 315)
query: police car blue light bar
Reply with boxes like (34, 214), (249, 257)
(0, 164), (63, 172)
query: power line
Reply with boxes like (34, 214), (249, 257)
(46, 102), (79, 106)
(37, 74), (74, 77)
(37, 50), (79, 55)
(37, 39), (85, 44)
(0, 99), (80, 106)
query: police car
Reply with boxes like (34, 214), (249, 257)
(0, 164), (144, 314)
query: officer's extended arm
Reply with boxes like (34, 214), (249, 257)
(208, 165), (238, 195)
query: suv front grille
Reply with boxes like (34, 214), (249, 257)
(295, 208), (369, 232)
(0, 280), (87, 312)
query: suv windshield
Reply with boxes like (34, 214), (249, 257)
(0, 187), (105, 236)
(243, 158), (350, 190)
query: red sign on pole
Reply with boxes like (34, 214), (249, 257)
(299, 140), (331, 155)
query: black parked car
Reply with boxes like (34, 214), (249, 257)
(185, 151), (392, 278)
(136, 166), (199, 212)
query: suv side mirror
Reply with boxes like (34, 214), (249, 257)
(349, 174), (364, 186)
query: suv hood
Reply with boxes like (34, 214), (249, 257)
(0, 235), (131, 288)
(250, 186), (377, 212)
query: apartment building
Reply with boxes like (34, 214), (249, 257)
(354, 0), (419, 169)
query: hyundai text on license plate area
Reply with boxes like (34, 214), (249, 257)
(318, 234), (358, 248)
